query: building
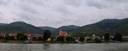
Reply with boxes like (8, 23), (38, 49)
(24, 33), (43, 40)
(59, 28), (68, 36)
(9, 33), (17, 39)
(0, 33), (43, 40)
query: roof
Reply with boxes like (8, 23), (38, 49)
(60, 32), (67, 36)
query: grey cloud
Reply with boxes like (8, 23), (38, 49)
(107, 0), (128, 3)
(86, 0), (128, 9)
(0, 0), (128, 28)
(0, 12), (4, 16)
(63, 0), (82, 7)
(0, 12), (4, 21)
(86, 0), (112, 9)
(21, 0), (44, 6)
(55, 6), (71, 15)
(20, 4), (38, 14)
(0, 0), (10, 6)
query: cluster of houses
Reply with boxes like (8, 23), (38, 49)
(57, 28), (128, 41)
(0, 33), (43, 40)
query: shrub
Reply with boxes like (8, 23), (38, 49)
(57, 36), (65, 42)
(95, 38), (101, 43)
(79, 37), (85, 42)
(66, 37), (75, 41)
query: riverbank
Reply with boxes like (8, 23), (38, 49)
(0, 40), (127, 44)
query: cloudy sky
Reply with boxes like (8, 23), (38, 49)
(0, 0), (128, 28)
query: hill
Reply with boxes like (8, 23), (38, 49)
(69, 18), (128, 36)
(52, 25), (80, 35)
(39, 26), (57, 32)
(0, 21), (43, 34)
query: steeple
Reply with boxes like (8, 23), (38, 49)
(60, 27), (62, 32)
(59, 27), (62, 35)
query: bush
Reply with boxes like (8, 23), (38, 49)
(122, 38), (128, 42)
(95, 38), (101, 43)
(79, 37), (85, 42)
(1, 40), (8, 43)
(57, 36), (65, 42)
(32, 37), (37, 41)
(66, 37), (75, 41)
(16, 33), (27, 40)
(86, 38), (91, 41)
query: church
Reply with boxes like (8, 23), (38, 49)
(59, 28), (68, 36)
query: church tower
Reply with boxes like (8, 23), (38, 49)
(59, 27), (62, 35)
(59, 27), (68, 36)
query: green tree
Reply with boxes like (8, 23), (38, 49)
(43, 30), (51, 41)
(57, 36), (65, 42)
(16, 33), (27, 40)
(0, 36), (4, 40)
(66, 37), (75, 41)
(79, 37), (85, 42)
(38, 37), (42, 41)
(32, 37), (37, 41)
(9, 36), (14, 40)
(114, 33), (122, 41)
(95, 38), (101, 43)
(51, 36), (56, 41)
(104, 33), (110, 42)
(4, 34), (10, 40)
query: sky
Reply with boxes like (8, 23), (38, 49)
(0, 0), (128, 28)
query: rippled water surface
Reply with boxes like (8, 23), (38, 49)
(0, 43), (128, 51)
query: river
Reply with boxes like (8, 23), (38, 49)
(0, 42), (128, 51)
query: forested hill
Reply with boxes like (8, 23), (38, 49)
(68, 18), (128, 36)
(0, 21), (43, 34)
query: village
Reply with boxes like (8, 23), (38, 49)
(0, 28), (128, 43)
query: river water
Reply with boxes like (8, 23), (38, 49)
(0, 43), (128, 51)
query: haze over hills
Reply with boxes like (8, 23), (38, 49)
(68, 18), (128, 36)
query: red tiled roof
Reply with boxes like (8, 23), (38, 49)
(60, 32), (67, 36)
(9, 33), (17, 36)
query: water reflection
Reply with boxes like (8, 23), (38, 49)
(43, 44), (50, 51)
(0, 43), (128, 51)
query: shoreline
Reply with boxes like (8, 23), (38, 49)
(0, 41), (127, 44)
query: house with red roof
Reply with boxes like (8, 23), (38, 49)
(24, 33), (43, 40)
(123, 36), (128, 38)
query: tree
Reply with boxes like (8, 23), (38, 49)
(38, 37), (42, 41)
(32, 37), (37, 41)
(104, 33), (110, 42)
(57, 36), (65, 42)
(4, 34), (10, 40)
(9, 36), (14, 40)
(114, 33), (122, 41)
(79, 37), (85, 42)
(51, 36), (56, 41)
(66, 37), (75, 41)
(0, 36), (4, 40)
(16, 33), (27, 40)
(95, 38), (101, 43)
(43, 30), (51, 41)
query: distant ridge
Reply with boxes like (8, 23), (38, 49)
(0, 21), (43, 34)
(68, 18), (128, 36)
(39, 25), (80, 35)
